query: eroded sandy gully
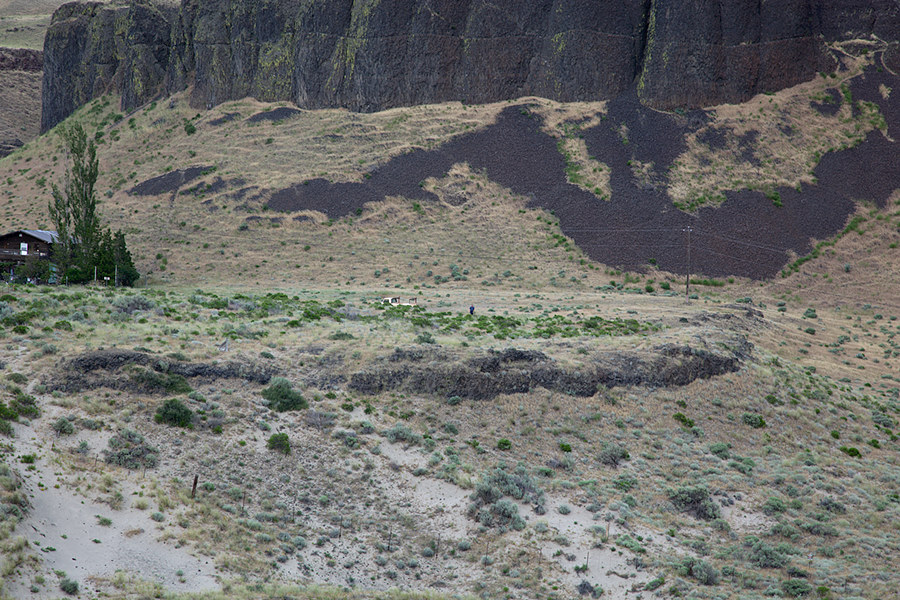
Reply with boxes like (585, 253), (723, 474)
(8, 419), (219, 598)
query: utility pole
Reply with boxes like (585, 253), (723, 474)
(115, 264), (118, 287)
(683, 226), (692, 302)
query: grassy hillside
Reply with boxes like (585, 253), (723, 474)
(0, 39), (899, 600)
(0, 282), (898, 599)
(0, 0), (70, 50)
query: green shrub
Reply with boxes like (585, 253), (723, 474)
(51, 417), (75, 435)
(782, 579), (813, 597)
(613, 474), (637, 491)
(559, 442), (572, 452)
(11, 392), (39, 419)
(742, 412), (767, 428)
(327, 331), (354, 340)
(261, 377), (307, 411)
(676, 557), (719, 585)
(839, 446), (861, 457)
(497, 438), (512, 450)
(818, 497), (846, 514)
(130, 367), (192, 394)
(668, 486), (720, 520)
(384, 424), (421, 445)
(747, 539), (788, 568)
(709, 442), (730, 459)
(267, 433), (291, 455)
(762, 496), (786, 515)
(103, 429), (158, 469)
(154, 398), (193, 427)
(59, 578), (79, 595)
(673, 412), (695, 428)
(6, 372), (27, 385)
(598, 443), (629, 467)
(645, 575), (665, 591)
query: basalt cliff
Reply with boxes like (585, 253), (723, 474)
(41, 0), (900, 131)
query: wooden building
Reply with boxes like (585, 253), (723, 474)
(0, 230), (58, 264)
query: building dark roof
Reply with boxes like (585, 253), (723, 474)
(16, 230), (59, 244)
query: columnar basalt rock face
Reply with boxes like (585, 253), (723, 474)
(636, 0), (900, 109)
(41, 0), (174, 132)
(40, 0), (900, 131)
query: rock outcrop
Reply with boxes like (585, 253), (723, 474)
(0, 47), (43, 72)
(41, 0), (900, 131)
(41, 0), (174, 132)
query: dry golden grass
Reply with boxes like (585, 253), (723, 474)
(0, 14), (52, 49)
(0, 93), (628, 292)
(0, 70), (41, 141)
(0, 0), (73, 49)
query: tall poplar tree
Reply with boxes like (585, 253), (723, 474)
(48, 122), (139, 285)
(49, 122), (100, 280)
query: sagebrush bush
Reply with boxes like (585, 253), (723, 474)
(112, 294), (155, 314)
(59, 578), (78, 595)
(51, 417), (75, 435)
(154, 398), (193, 427)
(384, 423), (421, 445)
(668, 485), (720, 520)
(746, 539), (788, 568)
(677, 557), (719, 585)
(598, 443), (629, 467)
(103, 429), (158, 469)
(262, 378), (307, 411)
(742, 412), (767, 428)
(306, 410), (336, 430)
(267, 432), (291, 454)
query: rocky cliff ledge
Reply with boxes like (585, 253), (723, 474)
(41, 0), (900, 131)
